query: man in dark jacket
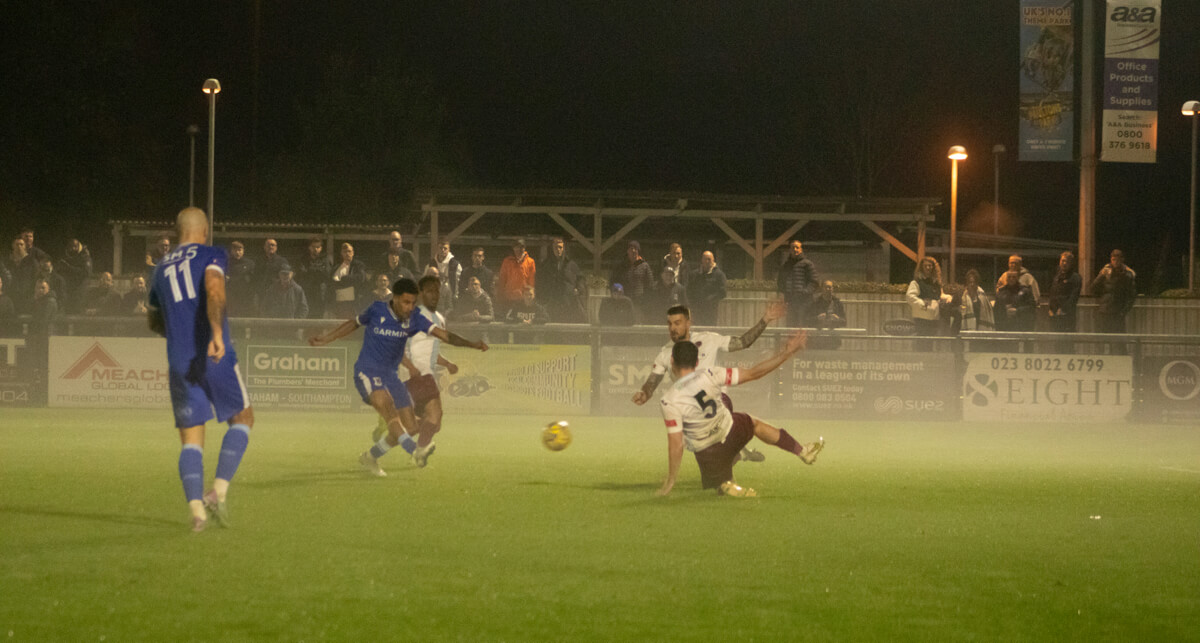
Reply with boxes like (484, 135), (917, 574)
(994, 270), (1037, 332)
(1047, 251), (1082, 333)
(459, 247), (495, 301)
(295, 236), (333, 319)
(686, 251), (727, 326)
(59, 238), (93, 310)
(612, 240), (654, 320)
(538, 237), (585, 323)
(226, 241), (256, 317)
(777, 240), (819, 328)
(1091, 249), (1136, 334)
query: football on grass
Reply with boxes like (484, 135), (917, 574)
(541, 421), (572, 451)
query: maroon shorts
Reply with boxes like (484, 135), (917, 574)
(406, 373), (441, 413)
(694, 412), (755, 490)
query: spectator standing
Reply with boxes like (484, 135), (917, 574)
(6, 237), (36, 310)
(254, 238), (290, 300)
(686, 251), (727, 326)
(225, 241), (256, 317)
(20, 228), (51, 265)
(0, 275), (14, 335)
(505, 286), (549, 324)
(123, 275), (151, 316)
(433, 239), (462, 307)
(83, 272), (124, 316)
(329, 242), (368, 319)
(996, 254), (1041, 303)
(598, 283), (637, 326)
(367, 273), (393, 304)
(1047, 251), (1082, 333)
(454, 276), (495, 322)
(459, 247), (495, 300)
(907, 257), (950, 337)
(612, 241), (654, 319)
(661, 243), (690, 289)
(59, 238), (93, 309)
(538, 237), (585, 323)
(30, 278), (58, 333)
(380, 230), (418, 277)
(259, 266), (309, 319)
(777, 240), (819, 328)
(654, 266), (688, 312)
(1091, 249), (1137, 334)
(959, 269), (995, 331)
(497, 238), (536, 317)
(295, 236), (333, 319)
(994, 269), (1038, 332)
(35, 258), (68, 303)
(145, 233), (171, 283)
(803, 280), (847, 329)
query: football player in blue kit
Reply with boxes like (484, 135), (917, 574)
(308, 277), (488, 476)
(148, 208), (254, 532)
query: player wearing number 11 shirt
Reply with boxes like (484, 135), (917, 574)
(656, 329), (823, 497)
(148, 208), (253, 532)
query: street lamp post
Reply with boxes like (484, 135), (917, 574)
(992, 144), (1006, 282)
(948, 145), (968, 284)
(202, 79), (221, 242)
(186, 124), (199, 207)
(1184, 101), (1200, 292)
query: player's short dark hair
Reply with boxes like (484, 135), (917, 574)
(666, 305), (690, 319)
(672, 341), (699, 369)
(392, 278), (419, 296)
(417, 275), (440, 291)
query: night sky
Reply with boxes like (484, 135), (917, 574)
(3, 1), (1199, 287)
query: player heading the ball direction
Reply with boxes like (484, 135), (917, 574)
(148, 207), (254, 532)
(308, 277), (487, 476)
(657, 329), (823, 497)
(633, 302), (785, 463)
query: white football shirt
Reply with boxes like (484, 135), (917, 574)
(659, 367), (741, 452)
(405, 304), (446, 377)
(650, 331), (733, 379)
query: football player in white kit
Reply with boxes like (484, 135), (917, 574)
(632, 302), (785, 462)
(371, 275), (459, 467)
(657, 330), (823, 497)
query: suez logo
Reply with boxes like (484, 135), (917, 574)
(249, 347), (343, 373)
(1109, 6), (1157, 23)
(59, 342), (168, 388)
(872, 396), (944, 414)
(964, 373), (1131, 407)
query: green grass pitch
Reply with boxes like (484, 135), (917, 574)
(2, 408), (1199, 641)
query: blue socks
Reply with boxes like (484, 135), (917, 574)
(179, 444), (204, 502)
(215, 424), (250, 483)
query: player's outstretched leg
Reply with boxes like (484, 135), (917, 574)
(371, 415), (388, 443)
(178, 427), (207, 532)
(360, 394), (418, 476)
(751, 417), (824, 465)
(412, 398), (443, 468)
(204, 408), (253, 527)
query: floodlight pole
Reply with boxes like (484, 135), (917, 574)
(187, 124), (199, 207)
(202, 79), (221, 242)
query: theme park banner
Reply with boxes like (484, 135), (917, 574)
(1139, 356), (1200, 424)
(596, 345), (774, 417)
(0, 336), (38, 407)
(48, 336), (170, 409)
(1100, 0), (1161, 163)
(1019, 0), (1074, 162)
(962, 353), (1133, 423)
(440, 344), (592, 416)
(773, 351), (957, 421)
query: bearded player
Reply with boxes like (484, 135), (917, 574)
(308, 277), (487, 476)
(657, 330), (823, 497)
(148, 207), (253, 532)
(632, 302), (784, 462)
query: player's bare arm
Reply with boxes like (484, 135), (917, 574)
(204, 268), (227, 362)
(657, 431), (685, 496)
(738, 329), (808, 384)
(436, 354), (459, 375)
(401, 356), (421, 379)
(633, 372), (665, 405)
(308, 318), (360, 347)
(727, 300), (785, 351)
(430, 327), (488, 351)
(147, 306), (165, 337)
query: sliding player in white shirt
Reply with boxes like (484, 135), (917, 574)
(657, 329), (823, 497)
(633, 302), (785, 462)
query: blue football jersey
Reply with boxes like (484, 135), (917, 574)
(149, 243), (236, 370)
(354, 300), (432, 372)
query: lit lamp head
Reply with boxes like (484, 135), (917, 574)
(948, 145), (968, 161)
(1183, 100), (1200, 116)
(202, 78), (221, 95)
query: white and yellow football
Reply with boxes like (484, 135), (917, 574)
(541, 421), (572, 452)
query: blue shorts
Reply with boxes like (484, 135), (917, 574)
(169, 354), (250, 429)
(354, 367), (413, 409)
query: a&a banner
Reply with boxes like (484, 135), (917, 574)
(1100, 0), (1161, 163)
